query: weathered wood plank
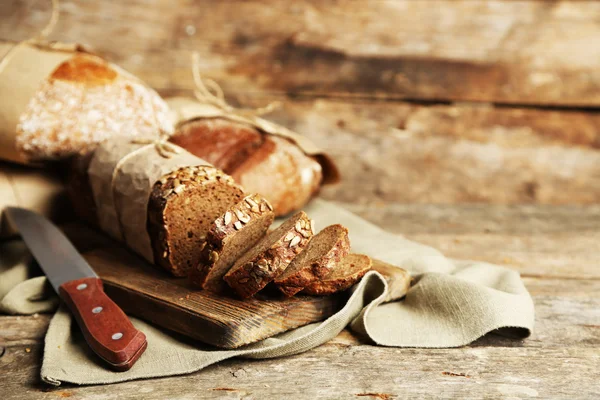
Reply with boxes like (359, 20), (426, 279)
(263, 99), (600, 206)
(1, 0), (600, 106)
(0, 314), (50, 346)
(339, 203), (600, 235)
(2, 343), (599, 399)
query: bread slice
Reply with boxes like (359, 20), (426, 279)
(223, 211), (313, 298)
(302, 254), (372, 296)
(190, 194), (275, 292)
(147, 166), (245, 277)
(274, 224), (350, 296)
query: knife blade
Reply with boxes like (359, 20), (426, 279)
(5, 207), (147, 371)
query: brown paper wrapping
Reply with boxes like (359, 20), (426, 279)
(166, 97), (340, 184)
(0, 161), (73, 238)
(87, 138), (210, 263)
(0, 41), (169, 165)
(0, 42), (89, 164)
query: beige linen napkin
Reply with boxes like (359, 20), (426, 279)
(0, 199), (534, 386)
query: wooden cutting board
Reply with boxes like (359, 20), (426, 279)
(62, 223), (410, 349)
(62, 224), (346, 349)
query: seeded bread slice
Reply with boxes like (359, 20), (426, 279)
(190, 194), (275, 292)
(147, 166), (245, 277)
(223, 211), (313, 298)
(302, 254), (372, 296)
(274, 224), (350, 296)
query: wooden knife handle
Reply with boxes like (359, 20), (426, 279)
(59, 277), (147, 371)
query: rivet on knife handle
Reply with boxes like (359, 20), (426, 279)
(59, 277), (147, 371)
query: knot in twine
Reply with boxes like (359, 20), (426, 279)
(191, 52), (281, 120)
(131, 133), (181, 159)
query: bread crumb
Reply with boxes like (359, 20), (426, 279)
(178, 297), (184, 301)
(25, 348), (31, 353)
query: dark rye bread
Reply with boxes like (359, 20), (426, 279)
(275, 224), (350, 296)
(189, 194), (275, 292)
(147, 166), (245, 277)
(302, 254), (372, 296)
(223, 211), (313, 298)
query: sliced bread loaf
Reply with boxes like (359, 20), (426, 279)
(302, 254), (372, 296)
(190, 194), (275, 292)
(147, 166), (245, 277)
(274, 224), (350, 296)
(223, 211), (313, 298)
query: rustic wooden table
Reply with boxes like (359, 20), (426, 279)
(1, 1), (599, 398)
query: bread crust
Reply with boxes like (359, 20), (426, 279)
(17, 54), (170, 161)
(223, 211), (313, 298)
(275, 224), (350, 297)
(147, 166), (244, 277)
(302, 254), (372, 296)
(170, 118), (323, 216)
(190, 193), (275, 291)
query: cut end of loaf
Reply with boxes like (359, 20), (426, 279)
(302, 254), (372, 296)
(190, 194), (275, 292)
(275, 224), (350, 296)
(148, 165), (244, 277)
(223, 211), (313, 298)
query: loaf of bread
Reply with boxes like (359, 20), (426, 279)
(167, 97), (339, 216)
(302, 254), (372, 296)
(66, 138), (244, 276)
(223, 211), (313, 298)
(275, 224), (350, 296)
(189, 193), (275, 291)
(0, 42), (170, 164)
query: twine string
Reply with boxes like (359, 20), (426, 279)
(191, 52), (281, 119)
(0, 0), (60, 75)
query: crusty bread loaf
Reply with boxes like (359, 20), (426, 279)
(223, 211), (313, 298)
(147, 166), (245, 277)
(190, 194), (275, 292)
(169, 118), (323, 216)
(302, 254), (372, 296)
(17, 54), (171, 162)
(275, 224), (350, 296)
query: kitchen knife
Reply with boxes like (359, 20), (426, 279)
(5, 207), (147, 371)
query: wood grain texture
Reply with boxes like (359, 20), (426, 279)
(81, 245), (345, 349)
(2, 1), (600, 204)
(2, 0), (600, 106)
(260, 99), (600, 205)
(58, 277), (147, 370)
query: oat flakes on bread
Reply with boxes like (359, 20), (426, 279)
(275, 224), (350, 297)
(302, 254), (372, 296)
(190, 194), (275, 292)
(223, 211), (313, 298)
(147, 166), (245, 277)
